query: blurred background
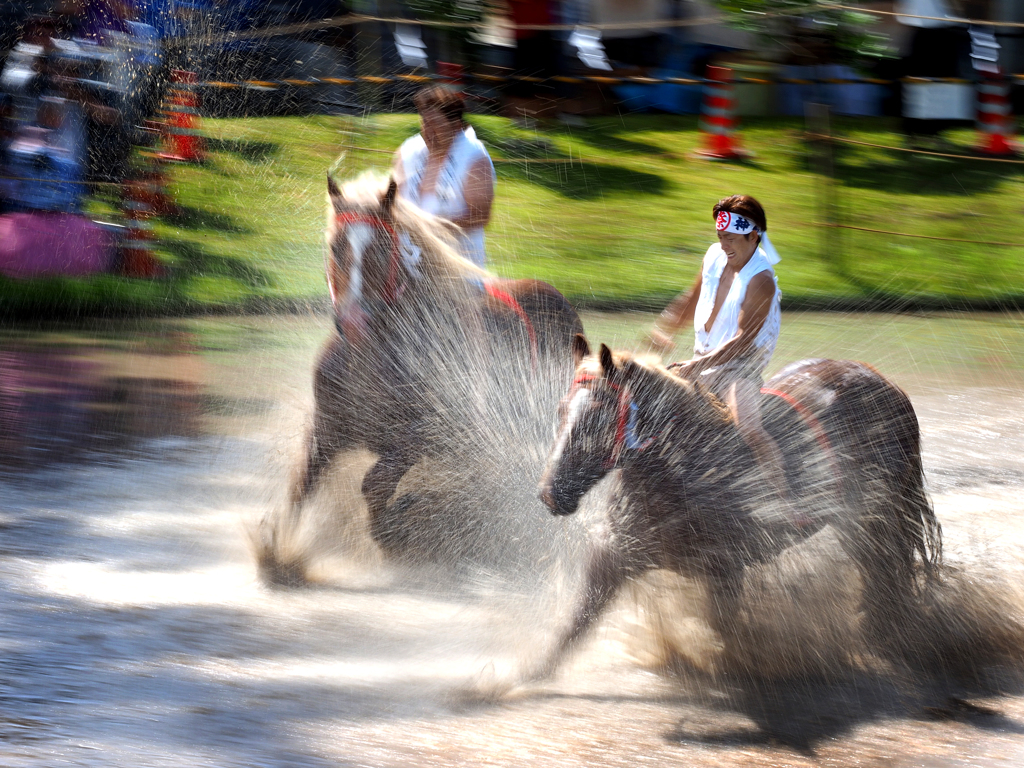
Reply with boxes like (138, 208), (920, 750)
(1, 1), (1023, 312)
(2, 4), (1024, 766)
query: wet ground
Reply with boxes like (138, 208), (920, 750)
(1, 311), (1023, 767)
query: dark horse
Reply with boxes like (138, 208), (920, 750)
(258, 174), (583, 584)
(534, 337), (942, 678)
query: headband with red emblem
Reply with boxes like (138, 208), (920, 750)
(716, 210), (758, 235)
(714, 210), (780, 264)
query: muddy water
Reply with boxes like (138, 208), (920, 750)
(1, 311), (1023, 767)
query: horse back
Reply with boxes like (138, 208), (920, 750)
(763, 358), (923, 477)
(483, 278), (584, 357)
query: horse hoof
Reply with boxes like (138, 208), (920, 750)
(256, 548), (310, 588)
(449, 664), (518, 707)
(369, 493), (422, 559)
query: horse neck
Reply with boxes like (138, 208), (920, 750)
(626, 383), (757, 510)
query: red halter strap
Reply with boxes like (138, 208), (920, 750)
(572, 372), (600, 388)
(567, 373), (628, 471)
(608, 385), (631, 469)
(333, 212), (403, 305)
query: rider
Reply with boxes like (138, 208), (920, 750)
(391, 85), (496, 268)
(647, 194), (796, 520)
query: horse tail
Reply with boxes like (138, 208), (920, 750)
(901, 448), (942, 574)
(882, 381), (942, 579)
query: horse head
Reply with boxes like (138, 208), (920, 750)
(325, 174), (407, 341)
(540, 338), (640, 515)
(540, 340), (727, 516)
(325, 173), (489, 343)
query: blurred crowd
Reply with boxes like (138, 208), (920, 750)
(0, 1), (163, 216)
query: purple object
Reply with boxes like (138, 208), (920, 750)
(0, 212), (115, 278)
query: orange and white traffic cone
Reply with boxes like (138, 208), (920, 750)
(119, 178), (164, 278)
(139, 122), (177, 216)
(160, 69), (206, 163)
(695, 65), (749, 161)
(976, 71), (1017, 156)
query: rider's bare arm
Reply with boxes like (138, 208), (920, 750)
(681, 270), (775, 376)
(445, 157), (495, 231)
(648, 273), (703, 352)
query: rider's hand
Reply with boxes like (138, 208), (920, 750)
(667, 360), (696, 379)
(646, 327), (675, 354)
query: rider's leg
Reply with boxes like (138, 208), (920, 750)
(725, 378), (802, 523)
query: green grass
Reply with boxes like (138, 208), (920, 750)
(4, 112), (1024, 317)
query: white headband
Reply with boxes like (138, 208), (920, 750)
(716, 210), (757, 235)
(715, 210), (780, 265)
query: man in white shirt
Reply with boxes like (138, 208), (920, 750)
(648, 195), (794, 519)
(391, 86), (495, 267)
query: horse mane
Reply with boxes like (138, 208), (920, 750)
(628, 356), (735, 430)
(578, 349), (735, 432)
(326, 172), (491, 285)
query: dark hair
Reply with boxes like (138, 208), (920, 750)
(713, 194), (767, 233)
(412, 85), (465, 125)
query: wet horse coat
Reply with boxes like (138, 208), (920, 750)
(258, 175), (583, 583)
(536, 341), (942, 677)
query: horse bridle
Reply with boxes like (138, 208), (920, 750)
(332, 212), (405, 306)
(569, 372), (656, 471)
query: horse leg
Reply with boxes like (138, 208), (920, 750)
(258, 337), (351, 586)
(288, 409), (349, 518)
(525, 528), (635, 682)
(701, 564), (746, 674)
(361, 447), (420, 556)
(256, 406), (351, 585)
(835, 468), (926, 663)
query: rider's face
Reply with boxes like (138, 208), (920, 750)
(419, 106), (459, 149)
(717, 230), (760, 268)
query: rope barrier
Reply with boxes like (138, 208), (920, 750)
(174, 12), (730, 45)
(164, 4), (1024, 48)
(817, 223), (1024, 248)
(825, 4), (1024, 29)
(194, 73), (1024, 90)
(0, 174), (120, 187)
(175, 2), (1024, 47)
(173, 3), (1024, 45)
(805, 133), (1024, 164)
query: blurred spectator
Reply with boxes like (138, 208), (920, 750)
(0, 87), (114, 279)
(0, 93), (15, 212)
(5, 95), (87, 213)
(80, 1), (163, 180)
(0, 16), (58, 124)
(504, 0), (560, 118)
(591, 0), (669, 70)
(897, 0), (973, 143)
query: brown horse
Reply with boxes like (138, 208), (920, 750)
(258, 174), (583, 584)
(534, 338), (942, 678)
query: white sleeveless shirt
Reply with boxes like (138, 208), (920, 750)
(693, 242), (781, 376)
(397, 125), (495, 267)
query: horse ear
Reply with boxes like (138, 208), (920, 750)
(327, 173), (341, 201)
(599, 344), (616, 378)
(620, 358), (651, 397)
(572, 333), (590, 366)
(381, 177), (398, 216)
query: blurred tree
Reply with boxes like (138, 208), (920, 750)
(709, 1), (893, 67)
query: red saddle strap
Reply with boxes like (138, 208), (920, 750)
(760, 386), (839, 482)
(484, 281), (538, 371)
